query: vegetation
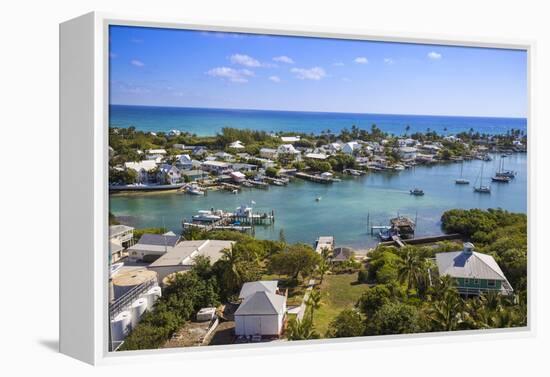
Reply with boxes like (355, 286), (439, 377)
(325, 309), (365, 338)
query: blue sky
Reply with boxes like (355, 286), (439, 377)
(109, 25), (527, 118)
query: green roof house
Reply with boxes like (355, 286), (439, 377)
(435, 242), (513, 296)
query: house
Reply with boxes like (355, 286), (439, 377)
(176, 154), (193, 170)
(277, 144), (300, 156)
(214, 151), (234, 161)
(124, 160), (158, 183)
(260, 148), (278, 159)
(435, 243), (514, 296)
(181, 169), (204, 181)
(280, 135), (301, 143)
(398, 146), (418, 160)
(421, 144), (441, 154)
(229, 140), (245, 149)
(127, 233), (180, 262)
(230, 171), (246, 183)
(201, 160), (232, 175)
(305, 152), (328, 160)
(315, 236), (334, 254)
(192, 146), (208, 156)
(331, 247), (354, 263)
(109, 225), (134, 262)
(148, 240), (234, 284)
(238, 280), (279, 300)
(157, 164), (181, 184)
(326, 142), (342, 154)
(146, 149), (167, 160)
(233, 163), (258, 173)
(234, 280), (286, 337)
(342, 141), (361, 155)
(168, 129), (181, 137)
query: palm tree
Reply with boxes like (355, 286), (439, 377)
(218, 248), (242, 294)
(397, 248), (426, 291)
(317, 259), (329, 284)
(427, 291), (464, 331)
(287, 316), (320, 340)
(306, 289), (322, 322)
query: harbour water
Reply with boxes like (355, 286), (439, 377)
(110, 105), (527, 137)
(110, 153), (527, 249)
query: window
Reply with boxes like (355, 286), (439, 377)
(488, 280), (496, 287)
(464, 278), (470, 284)
(473, 279), (479, 285)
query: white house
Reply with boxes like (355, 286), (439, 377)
(172, 143), (186, 150)
(277, 144), (300, 155)
(230, 171), (246, 183)
(168, 129), (181, 137)
(214, 151), (234, 161)
(201, 160), (232, 175)
(146, 149), (167, 160)
(305, 152), (328, 160)
(124, 160), (158, 183)
(280, 135), (301, 143)
(326, 142), (342, 154)
(176, 154), (193, 170)
(260, 148), (278, 159)
(158, 164), (181, 184)
(234, 281), (286, 337)
(342, 141), (361, 155)
(229, 140), (245, 149)
(398, 146), (418, 160)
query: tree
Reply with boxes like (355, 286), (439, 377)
(326, 309), (365, 338)
(268, 244), (321, 281)
(396, 247), (426, 291)
(317, 259), (329, 283)
(306, 290), (322, 322)
(286, 316), (320, 340)
(365, 302), (421, 335)
(357, 284), (393, 318)
(426, 290), (464, 332)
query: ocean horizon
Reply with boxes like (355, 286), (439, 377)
(109, 104), (527, 137)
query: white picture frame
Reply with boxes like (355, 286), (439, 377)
(59, 11), (535, 365)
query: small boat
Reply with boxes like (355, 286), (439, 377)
(378, 228), (398, 241)
(232, 189), (239, 194)
(455, 160), (470, 184)
(393, 164), (405, 171)
(410, 188), (424, 196)
(315, 196), (322, 202)
(272, 180), (285, 186)
(473, 165), (491, 194)
(192, 210), (221, 222)
(492, 175), (511, 183)
(186, 185), (205, 195)
(495, 155), (516, 179)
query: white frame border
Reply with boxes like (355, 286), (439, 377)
(62, 11), (536, 365)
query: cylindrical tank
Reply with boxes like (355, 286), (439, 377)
(111, 311), (131, 343)
(112, 268), (158, 299)
(130, 298), (148, 329)
(145, 286), (162, 310)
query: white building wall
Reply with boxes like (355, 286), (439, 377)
(234, 314), (284, 336)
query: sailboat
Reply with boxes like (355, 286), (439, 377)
(474, 164), (491, 193)
(455, 160), (470, 184)
(495, 155), (516, 179)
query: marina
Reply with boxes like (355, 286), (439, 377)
(110, 152), (527, 249)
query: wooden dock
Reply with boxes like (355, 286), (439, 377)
(295, 172), (334, 184)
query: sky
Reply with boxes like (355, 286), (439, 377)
(109, 25), (527, 118)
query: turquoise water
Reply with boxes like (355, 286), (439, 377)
(110, 105), (527, 137)
(110, 153), (527, 249)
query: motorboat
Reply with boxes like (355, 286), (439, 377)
(410, 188), (424, 196)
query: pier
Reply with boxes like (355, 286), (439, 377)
(295, 172), (334, 184)
(379, 233), (463, 248)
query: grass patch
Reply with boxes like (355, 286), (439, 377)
(313, 272), (369, 337)
(261, 273), (308, 307)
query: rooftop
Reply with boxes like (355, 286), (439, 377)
(234, 291), (286, 316)
(239, 280), (279, 299)
(149, 240), (234, 267)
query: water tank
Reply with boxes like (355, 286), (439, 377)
(111, 311), (131, 343)
(130, 298), (148, 329)
(145, 286), (162, 310)
(112, 268), (158, 299)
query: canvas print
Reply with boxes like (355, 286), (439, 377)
(107, 25), (527, 352)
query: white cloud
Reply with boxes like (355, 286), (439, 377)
(384, 58), (395, 64)
(427, 51), (442, 60)
(230, 54), (261, 67)
(354, 57), (369, 64)
(332, 62), (345, 66)
(130, 59), (145, 67)
(273, 55), (294, 64)
(290, 67), (326, 80)
(269, 76), (281, 83)
(206, 67), (254, 83)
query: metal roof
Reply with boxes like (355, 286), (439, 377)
(234, 291), (286, 316)
(436, 250), (508, 281)
(149, 240), (233, 267)
(239, 280), (278, 299)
